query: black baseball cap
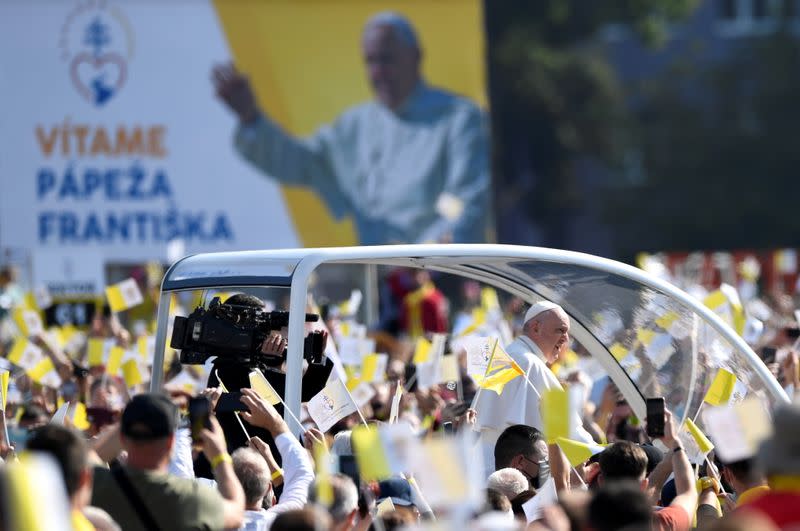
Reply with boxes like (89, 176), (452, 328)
(121, 393), (179, 440)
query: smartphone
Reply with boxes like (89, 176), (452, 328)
(188, 397), (211, 444)
(645, 397), (665, 438)
(442, 421), (455, 435)
(762, 346), (777, 365)
(214, 392), (248, 413)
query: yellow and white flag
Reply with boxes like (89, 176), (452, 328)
(406, 433), (483, 508)
(8, 338), (45, 370)
(412, 336), (432, 364)
(69, 402), (91, 431)
(475, 340), (524, 395)
(481, 287), (501, 313)
(307, 378), (357, 433)
(122, 359), (144, 388)
(0, 369), (9, 411)
(137, 335), (155, 363)
(5, 452), (72, 531)
(105, 278), (144, 313)
(683, 418), (714, 455)
(87, 338), (112, 368)
(555, 437), (606, 467)
(464, 335), (500, 379)
(416, 334), (448, 390)
(249, 368), (282, 406)
(704, 284), (745, 336)
(27, 357), (61, 388)
(360, 353), (388, 383)
(352, 423), (414, 481)
(703, 368), (747, 406)
(105, 346), (126, 375)
(337, 289), (363, 317)
(702, 396), (772, 463)
(13, 308), (44, 337)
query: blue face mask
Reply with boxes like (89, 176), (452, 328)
(7, 426), (30, 449)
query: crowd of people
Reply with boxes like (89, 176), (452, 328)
(0, 259), (799, 531)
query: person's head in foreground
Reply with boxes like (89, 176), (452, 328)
(589, 480), (653, 531)
(308, 473), (359, 531)
(119, 393), (179, 470)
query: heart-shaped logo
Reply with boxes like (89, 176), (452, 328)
(70, 52), (127, 106)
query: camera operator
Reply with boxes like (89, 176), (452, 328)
(180, 293), (333, 477)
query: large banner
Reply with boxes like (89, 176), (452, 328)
(0, 0), (488, 279)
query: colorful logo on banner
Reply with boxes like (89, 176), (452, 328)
(60, 2), (134, 106)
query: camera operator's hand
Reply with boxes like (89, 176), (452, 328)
(260, 332), (287, 357)
(240, 388), (289, 437)
(212, 62), (260, 125)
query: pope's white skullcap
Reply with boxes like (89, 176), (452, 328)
(524, 301), (563, 324)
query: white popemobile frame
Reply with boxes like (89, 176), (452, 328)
(151, 244), (788, 432)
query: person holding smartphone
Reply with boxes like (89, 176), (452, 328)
(90, 393), (246, 531)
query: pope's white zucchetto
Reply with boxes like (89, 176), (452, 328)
(523, 301), (563, 324)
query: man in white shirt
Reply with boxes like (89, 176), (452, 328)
(475, 301), (594, 476)
(194, 388), (314, 531)
(212, 12), (489, 245)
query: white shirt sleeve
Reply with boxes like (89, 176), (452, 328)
(168, 428), (195, 479)
(267, 432), (314, 515)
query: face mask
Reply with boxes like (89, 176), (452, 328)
(525, 459), (551, 489)
(537, 460), (551, 488)
(7, 426), (30, 449)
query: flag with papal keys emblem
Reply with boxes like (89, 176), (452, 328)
(8, 338), (45, 370)
(703, 368), (747, 406)
(307, 378), (357, 433)
(13, 308), (44, 337)
(475, 340), (524, 395)
(105, 278), (144, 313)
